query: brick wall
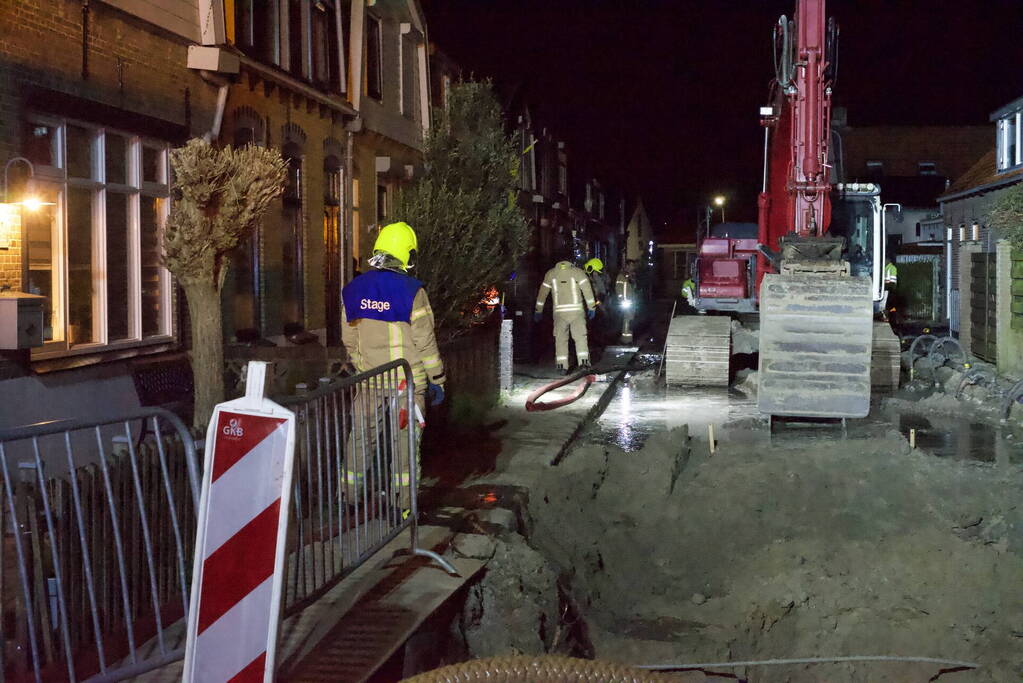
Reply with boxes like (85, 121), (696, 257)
(0, 207), (22, 291)
(0, 1), (217, 164)
(219, 84), (352, 341)
(351, 129), (421, 268)
(0, 0), (217, 376)
(996, 240), (1023, 378)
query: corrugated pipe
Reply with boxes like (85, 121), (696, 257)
(402, 655), (675, 682)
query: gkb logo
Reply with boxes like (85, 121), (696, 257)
(223, 418), (244, 438)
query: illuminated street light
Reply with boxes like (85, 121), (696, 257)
(713, 195), (726, 222)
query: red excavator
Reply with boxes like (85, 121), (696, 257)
(665, 0), (900, 420)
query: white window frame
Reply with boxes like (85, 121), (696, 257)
(399, 23), (417, 119)
(25, 115), (173, 360)
(998, 111), (1022, 171)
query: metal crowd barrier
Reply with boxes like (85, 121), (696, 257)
(0, 361), (456, 682)
(0, 408), (200, 683)
(278, 359), (455, 616)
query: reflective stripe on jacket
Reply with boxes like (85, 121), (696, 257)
(536, 261), (596, 315)
(615, 273), (633, 300)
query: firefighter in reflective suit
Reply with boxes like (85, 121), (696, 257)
(340, 222), (445, 518)
(535, 260), (597, 371)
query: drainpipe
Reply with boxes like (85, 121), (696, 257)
(200, 72), (230, 143)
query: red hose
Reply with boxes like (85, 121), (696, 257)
(525, 374), (597, 412)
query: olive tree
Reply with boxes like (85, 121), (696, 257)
(392, 80), (529, 334)
(163, 139), (287, 429)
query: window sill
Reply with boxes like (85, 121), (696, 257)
(31, 337), (178, 374)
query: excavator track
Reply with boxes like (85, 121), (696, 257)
(758, 273), (874, 419)
(871, 321), (901, 390)
(664, 316), (731, 386)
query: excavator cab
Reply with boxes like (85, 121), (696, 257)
(831, 182), (885, 310)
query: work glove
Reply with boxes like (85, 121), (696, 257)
(533, 311), (542, 323)
(587, 308), (596, 321)
(427, 382), (445, 406)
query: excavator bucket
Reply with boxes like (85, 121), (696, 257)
(758, 273), (874, 418)
(664, 316), (731, 386)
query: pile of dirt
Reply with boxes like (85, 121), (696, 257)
(527, 426), (1023, 681)
(451, 530), (564, 659)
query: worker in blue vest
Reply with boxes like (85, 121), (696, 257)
(340, 222), (445, 519)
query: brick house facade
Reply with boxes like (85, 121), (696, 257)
(0, 0), (219, 425)
(939, 96), (1023, 378)
(0, 0), (430, 426)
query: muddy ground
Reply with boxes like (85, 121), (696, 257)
(530, 418), (1023, 681)
(422, 341), (1023, 681)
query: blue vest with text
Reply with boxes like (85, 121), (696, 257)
(342, 269), (422, 323)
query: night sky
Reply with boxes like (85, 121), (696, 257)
(424, 0), (1023, 233)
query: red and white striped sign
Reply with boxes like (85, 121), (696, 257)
(184, 362), (296, 683)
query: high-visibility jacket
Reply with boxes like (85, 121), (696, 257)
(884, 262), (898, 285)
(341, 268), (445, 393)
(536, 261), (596, 316)
(681, 278), (696, 299)
(615, 273), (634, 301)
(590, 271), (609, 301)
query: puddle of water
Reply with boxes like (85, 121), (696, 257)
(594, 376), (761, 452)
(892, 413), (1023, 465)
(591, 375), (1023, 466)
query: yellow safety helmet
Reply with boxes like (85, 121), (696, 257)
(373, 222), (418, 269)
(584, 257), (604, 274)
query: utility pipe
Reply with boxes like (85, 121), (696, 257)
(637, 654), (979, 672)
(199, 72), (230, 143)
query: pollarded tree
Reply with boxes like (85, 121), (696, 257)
(392, 80), (529, 334)
(163, 139), (287, 429)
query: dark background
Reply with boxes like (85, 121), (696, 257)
(424, 0), (1023, 233)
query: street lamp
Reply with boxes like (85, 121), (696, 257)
(713, 195), (726, 223)
(1, 157), (52, 250)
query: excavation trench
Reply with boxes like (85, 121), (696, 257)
(418, 366), (1023, 682)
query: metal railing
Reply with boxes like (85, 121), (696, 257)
(1, 361), (458, 682)
(0, 408), (200, 683)
(277, 359), (455, 617)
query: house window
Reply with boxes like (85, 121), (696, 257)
(519, 129), (535, 191)
(998, 111), (1021, 170)
(376, 183), (388, 223)
(918, 162), (937, 175)
(234, 0), (280, 65)
(366, 15), (382, 100)
(287, 0), (309, 78)
(282, 143), (305, 326)
(311, 0), (344, 92)
(400, 31), (417, 118)
(22, 116), (172, 356)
